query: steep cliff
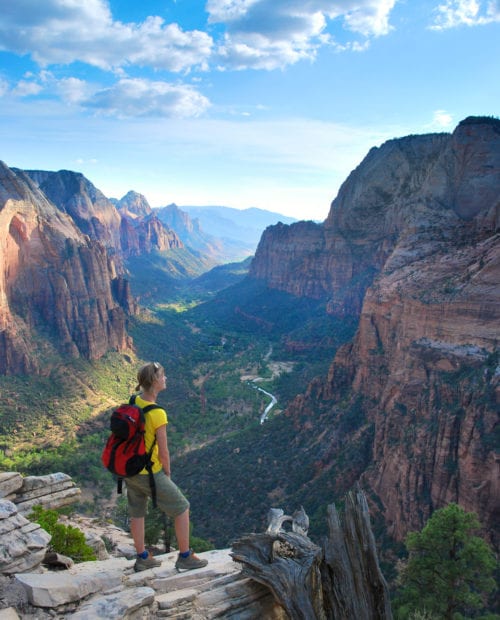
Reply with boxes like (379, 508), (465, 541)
(23, 169), (123, 252)
(0, 163), (133, 374)
(119, 210), (183, 257)
(254, 117), (500, 546)
(24, 172), (182, 259)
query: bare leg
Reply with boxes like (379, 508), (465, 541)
(174, 508), (190, 554)
(130, 516), (145, 554)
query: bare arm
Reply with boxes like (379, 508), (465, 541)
(156, 424), (171, 476)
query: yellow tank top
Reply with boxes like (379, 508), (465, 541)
(134, 394), (168, 474)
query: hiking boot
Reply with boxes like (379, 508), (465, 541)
(134, 552), (162, 572)
(175, 550), (208, 572)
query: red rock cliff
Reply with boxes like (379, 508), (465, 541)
(263, 117), (499, 546)
(0, 163), (133, 374)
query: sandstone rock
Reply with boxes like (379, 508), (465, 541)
(115, 190), (152, 218)
(42, 553), (74, 570)
(120, 211), (183, 258)
(0, 162), (133, 373)
(14, 473), (81, 516)
(0, 608), (21, 619)
(250, 117), (499, 322)
(2, 497), (388, 618)
(0, 473), (23, 499)
(8, 549), (273, 619)
(2, 548), (280, 619)
(14, 557), (130, 608)
(0, 500), (51, 574)
(81, 533), (109, 561)
(23, 169), (182, 261)
(0, 473), (85, 576)
(70, 586), (155, 619)
(23, 169), (123, 252)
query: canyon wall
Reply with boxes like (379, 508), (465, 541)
(0, 164), (132, 374)
(253, 117), (499, 545)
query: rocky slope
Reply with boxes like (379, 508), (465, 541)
(252, 117), (500, 546)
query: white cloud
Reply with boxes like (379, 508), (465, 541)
(215, 35), (319, 71)
(208, 0), (397, 69)
(76, 158), (99, 165)
(430, 109), (454, 129)
(12, 80), (43, 97)
(0, 0), (398, 76)
(342, 0), (396, 36)
(430, 0), (500, 29)
(82, 78), (211, 118)
(0, 70), (211, 119)
(56, 77), (94, 105)
(0, 0), (212, 72)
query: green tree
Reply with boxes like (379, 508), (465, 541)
(395, 503), (497, 619)
(28, 505), (96, 563)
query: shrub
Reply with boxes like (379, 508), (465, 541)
(28, 505), (96, 563)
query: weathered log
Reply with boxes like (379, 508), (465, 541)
(232, 531), (326, 620)
(231, 487), (392, 620)
(322, 487), (393, 620)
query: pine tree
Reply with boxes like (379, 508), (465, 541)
(395, 503), (497, 619)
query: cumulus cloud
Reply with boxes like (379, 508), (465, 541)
(82, 78), (211, 118)
(208, 0), (397, 69)
(0, 0), (398, 75)
(430, 0), (500, 29)
(56, 77), (95, 105)
(3, 69), (211, 119)
(12, 80), (43, 97)
(431, 109), (454, 128)
(0, 0), (212, 71)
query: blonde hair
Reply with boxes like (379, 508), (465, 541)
(135, 362), (164, 392)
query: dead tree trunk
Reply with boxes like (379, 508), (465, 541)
(231, 487), (392, 620)
(321, 487), (393, 619)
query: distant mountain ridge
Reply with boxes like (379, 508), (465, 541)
(178, 204), (298, 246)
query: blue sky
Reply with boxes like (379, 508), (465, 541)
(0, 1), (498, 220)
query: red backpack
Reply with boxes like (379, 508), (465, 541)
(101, 395), (158, 505)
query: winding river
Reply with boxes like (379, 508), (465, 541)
(245, 345), (283, 424)
(247, 382), (277, 424)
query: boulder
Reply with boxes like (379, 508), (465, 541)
(14, 557), (130, 608)
(0, 500), (51, 574)
(0, 473), (23, 500)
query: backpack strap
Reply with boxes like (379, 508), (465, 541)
(128, 394), (159, 508)
(129, 395), (158, 451)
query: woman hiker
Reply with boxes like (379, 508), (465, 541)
(125, 361), (208, 573)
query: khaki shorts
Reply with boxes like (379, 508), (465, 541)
(125, 471), (190, 518)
